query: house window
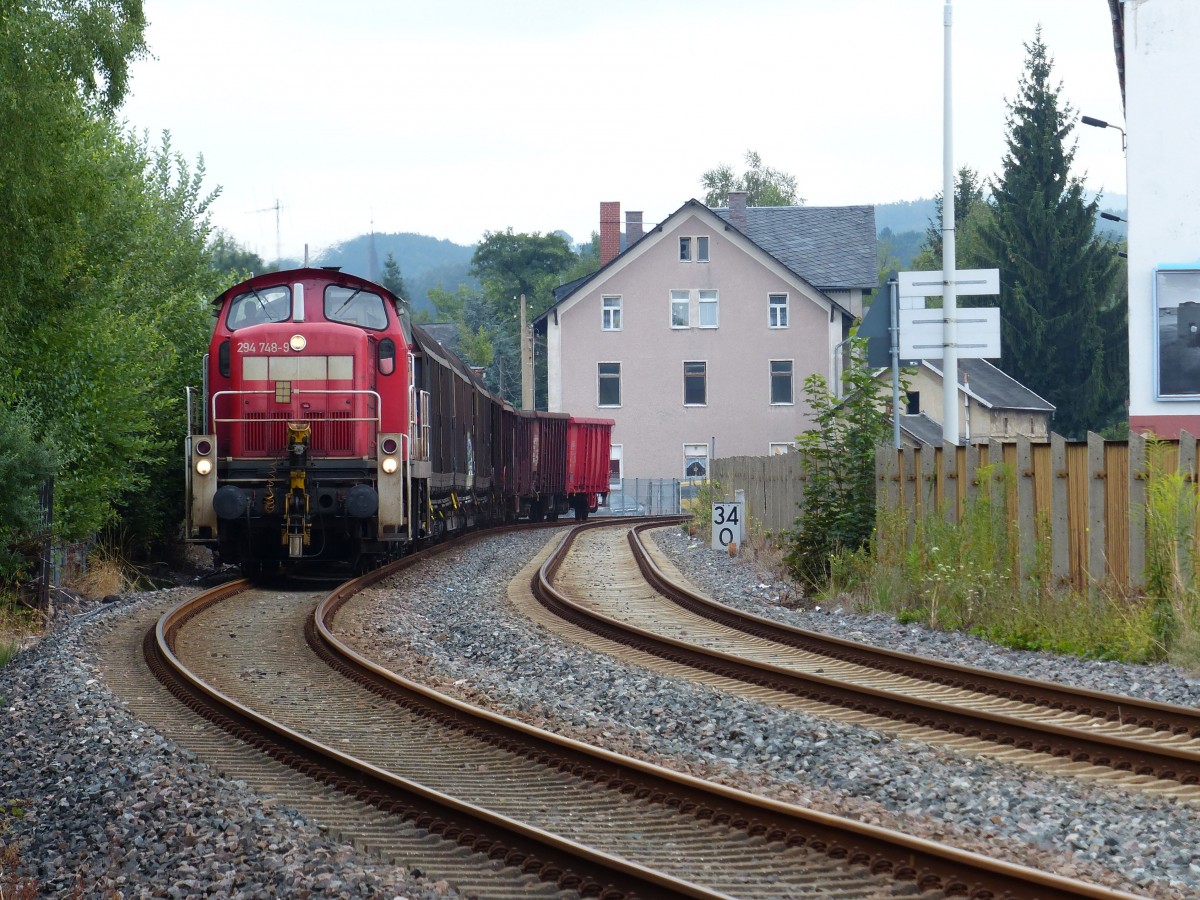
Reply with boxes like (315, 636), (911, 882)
(696, 236), (710, 262)
(609, 444), (623, 487)
(698, 290), (718, 328)
(602, 295), (622, 331)
(670, 290), (690, 328)
(679, 237), (691, 261)
(684, 361), (707, 405)
(769, 293), (789, 328)
(770, 359), (793, 404)
(684, 443), (709, 479)
(598, 362), (621, 407)
(905, 391), (920, 415)
(769, 442), (794, 455)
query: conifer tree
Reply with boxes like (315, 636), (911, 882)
(981, 30), (1126, 438)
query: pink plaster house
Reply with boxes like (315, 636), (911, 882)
(536, 194), (877, 483)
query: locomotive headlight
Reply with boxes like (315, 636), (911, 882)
(381, 457), (399, 474)
(289, 334), (307, 351)
(195, 458), (213, 476)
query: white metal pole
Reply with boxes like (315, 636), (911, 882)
(941, 0), (960, 446)
(890, 277), (901, 448)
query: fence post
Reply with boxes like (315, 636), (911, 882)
(1050, 433), (1071, 587)
(1087, 432), (1107, 588)
(920, 442), (938, 519)
(1127, 431), (1147, 591)
(1015, 435), (1036, 585)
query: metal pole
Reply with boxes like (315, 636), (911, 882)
(519, 293), (534, 411)
(941, 0), (959, 446)
(890, 276), (901, 448)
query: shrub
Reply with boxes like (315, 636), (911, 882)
(784, 336), (893, 590)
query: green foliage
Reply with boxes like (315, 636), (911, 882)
(0, 407), (54, 586)
(784, 336), (892, 589)
(464, 229), (577, 406)
(380, 252), (409, 303)
(0, 4), (226, 566)
(853, 452), (1195, 666)
(684, 480), (722, 542)
(1142, 443), (1200, 661)
(978, 30), (1127, 438)
(701, 150), (802, 208)
(911, 167), (993, 272)
(210, 229), (267, 278)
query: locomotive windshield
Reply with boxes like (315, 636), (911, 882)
(324, 286), (388, 330)
(227, 285), (291, 330)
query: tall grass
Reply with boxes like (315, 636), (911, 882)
(828, 460), (1200, 667)
(1142, 451), (1200, 664)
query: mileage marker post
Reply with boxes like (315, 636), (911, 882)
(711, 502), (743, 554)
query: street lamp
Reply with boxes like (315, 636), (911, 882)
(1081, 115), (1127, 152)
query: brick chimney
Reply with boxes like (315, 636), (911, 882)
(600, 201), (621, 265)
(626, 210), (644, 245)
(727, 191), (749, 231)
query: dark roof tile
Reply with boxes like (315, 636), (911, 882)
(712, 203), (877, 290)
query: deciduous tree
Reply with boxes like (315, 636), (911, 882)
(701, 150), (803, 207)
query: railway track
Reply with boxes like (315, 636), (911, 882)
(535, 522), (1200, 798)
(141, 525), (1141, 899)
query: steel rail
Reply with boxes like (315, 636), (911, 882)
(629, 524), (1200, 740)
(145, 521), (1144, 898)
(537, 522), (1200, 784)
(625, 524), (1200, 782)
(147, 537), (727, 899)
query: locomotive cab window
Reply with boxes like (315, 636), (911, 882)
(227, 285), (291, 330)
(325, 286), (389, 330)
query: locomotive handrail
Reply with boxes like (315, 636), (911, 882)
(210, 388), (384, 428)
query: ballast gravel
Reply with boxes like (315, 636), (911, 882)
(0, 589), (459, 899)
(1, 524), (1199, 899)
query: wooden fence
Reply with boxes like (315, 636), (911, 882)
(712, 453), (806, 534)
(715, 433), (1200, 592)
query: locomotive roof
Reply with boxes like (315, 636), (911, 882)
(216, 266), (413, 343)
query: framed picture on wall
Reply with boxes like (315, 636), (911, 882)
(1155, 267), (1200, 398)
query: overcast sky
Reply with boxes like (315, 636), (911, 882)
(118, 0), (1126, 261)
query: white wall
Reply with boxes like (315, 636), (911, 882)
(1126, 0), (1200, 437)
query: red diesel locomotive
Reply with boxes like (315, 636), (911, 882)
(184, 267), (612, 575)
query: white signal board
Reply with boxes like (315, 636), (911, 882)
(899, 268), (1000, 298)
(899, 307), (1001, 359)
(711, 503), (744, 551)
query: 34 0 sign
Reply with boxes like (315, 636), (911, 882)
(711, 502), (743, 552)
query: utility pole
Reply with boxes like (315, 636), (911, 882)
(519, 294), (534, 410)
(941, 0), (960, 446)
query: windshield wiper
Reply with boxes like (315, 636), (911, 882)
(333, 288), (363, 315)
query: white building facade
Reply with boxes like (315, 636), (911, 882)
(1124, 0), (1200, 437)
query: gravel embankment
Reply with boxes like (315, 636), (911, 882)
(3, 524), (1200, 898)
(341, 526), (1200, 899)
(0, 590), (459, 899)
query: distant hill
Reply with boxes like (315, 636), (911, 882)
(872, 194), (1126, 270)
(312, 232), (477, 314)
(277, 196), (1127, 307)
(874, 198), (937, 235)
